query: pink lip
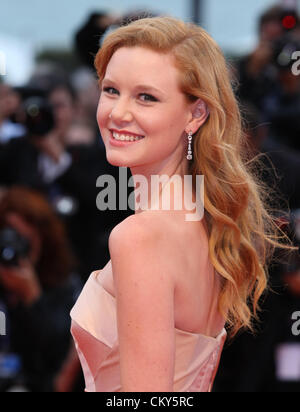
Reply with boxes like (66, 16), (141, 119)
(108, 130), (145, 147)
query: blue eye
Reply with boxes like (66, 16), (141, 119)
(103, 87), (118, 94)
(140, 94), (158, 102)
(102, 87), (158, 102)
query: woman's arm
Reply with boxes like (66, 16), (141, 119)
(109, 215), (176, 392)
(54, 341), (82, 392)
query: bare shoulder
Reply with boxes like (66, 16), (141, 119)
(108, 211), (177, 318)
(108, 210), (207, 279)
(109, 211), (165, 244)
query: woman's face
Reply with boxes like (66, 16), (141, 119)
(97, 46), (192, 168)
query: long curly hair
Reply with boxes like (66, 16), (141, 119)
(94, 15), (297, 337)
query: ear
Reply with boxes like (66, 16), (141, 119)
(185, 98), (210, 135)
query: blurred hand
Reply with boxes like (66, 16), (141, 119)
(32, 131), (65, 163)
(0, 258), (42, 306)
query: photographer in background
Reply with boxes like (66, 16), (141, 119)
(74, 11), (121, 69)
(237, 5), (299, 110)
(0, 94), (72, 191)
(261, 32), (300, 152)
(47, 82), (79, 146)
(0, 186), (82, 392)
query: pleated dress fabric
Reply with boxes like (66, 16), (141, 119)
(70, 270), (227, 392)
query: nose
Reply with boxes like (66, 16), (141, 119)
(109, 97), (133, 123)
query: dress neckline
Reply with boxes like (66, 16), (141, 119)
(91, 270), (226, 342)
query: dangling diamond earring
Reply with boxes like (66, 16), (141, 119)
(187, 131), (193, 161)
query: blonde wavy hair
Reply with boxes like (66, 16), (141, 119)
(95, 15), (297, 337)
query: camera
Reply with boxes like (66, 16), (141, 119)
(0, 227), (31, 267)
(273, 33), (300, 70)
(22, 96), (55, 138)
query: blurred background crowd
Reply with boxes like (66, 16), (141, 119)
(0, 0), (299, 392)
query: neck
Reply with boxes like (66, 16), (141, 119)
(129, 156), (202, 221)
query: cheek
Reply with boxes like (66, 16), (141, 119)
(137, 108), (172, 135)
(143, 106), (185, 137)
(96, 98), (109, 129)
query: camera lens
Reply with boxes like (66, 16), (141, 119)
(1, 247), (16, 262)
(22, 97), (55, 138)
(0, 227), (30, 267)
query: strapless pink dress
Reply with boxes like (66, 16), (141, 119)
(70, 270), (227, 392)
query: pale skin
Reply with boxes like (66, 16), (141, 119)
(97, 46), (224, 391)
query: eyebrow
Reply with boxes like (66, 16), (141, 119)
(102, 78), (166, 97)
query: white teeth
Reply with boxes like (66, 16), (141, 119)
(112, 132), (144, 141)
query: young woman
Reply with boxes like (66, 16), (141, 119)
(70, 16), (295, 392)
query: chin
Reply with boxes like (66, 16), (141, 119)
(106, 154), (130, 168)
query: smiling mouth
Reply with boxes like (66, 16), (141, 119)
(111, 130), (145, 142)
